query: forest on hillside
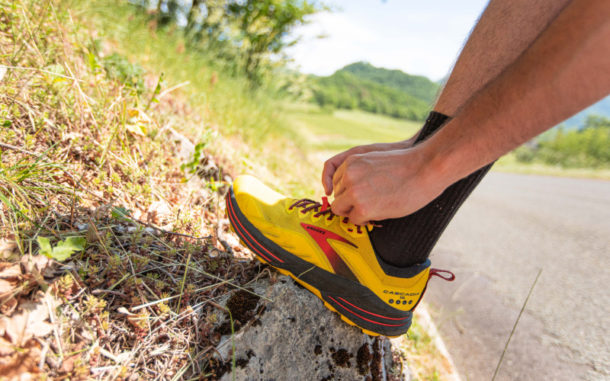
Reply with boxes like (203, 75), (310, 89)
(340, 62), (439, 103)
(515, 115), (610, 168)
(310, 62), (439, 121)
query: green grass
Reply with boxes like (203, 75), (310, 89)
(0, 1), (268, 379)
(495, 152), (610, 180)
(282, 103), (420, 154)
(76, 0), (317, 197)
(88, 3), (287, 141)
(283, 103), (610, 182)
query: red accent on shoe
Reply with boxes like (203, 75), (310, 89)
(328, 296), (404, 327)
(320, 196), (330, 212)
(337, 297), (410, 321)
(226, 196), (284, 264)
(301, 223), (358, 281)
(430, 268), (455, 281)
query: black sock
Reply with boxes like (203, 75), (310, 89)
(369, 111), (494, 269)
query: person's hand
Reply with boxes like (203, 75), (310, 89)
(321, 132), (421, 195)
(330, 147), (451, 225)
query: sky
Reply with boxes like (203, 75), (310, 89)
(286, 0), (490, 81)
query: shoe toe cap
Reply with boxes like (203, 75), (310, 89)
(232, 175), (285, 217)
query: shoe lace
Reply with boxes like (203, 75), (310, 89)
(289, 197), (368, 234)
(290, 198), (456, 281)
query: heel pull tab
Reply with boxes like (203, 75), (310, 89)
(430, 268), (455, 281)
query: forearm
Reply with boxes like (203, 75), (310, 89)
(422, 0), (610, 185)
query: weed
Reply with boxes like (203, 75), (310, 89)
(0, 1), (266, 379)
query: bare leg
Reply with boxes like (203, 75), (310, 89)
(371, 0), (573, 267)
(436, 0), (571, 116)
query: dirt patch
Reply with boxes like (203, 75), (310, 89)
(204, 357), (231, 380)
(226, 289), (260, 322)
(314, 345), (323, 355)
(331, 348), (352, 368)
(216, 289), (261, 335)
(206, 348), (255, 379)
(370, 338), (383, 381)
(208, 289), (262, 377)
(357, 343), (371, 375)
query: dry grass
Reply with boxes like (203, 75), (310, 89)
(0, 1), (266, 379)
(392, 313), (454, 381)
(494, 152), (610, 180)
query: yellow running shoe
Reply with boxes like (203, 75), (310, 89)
(226, 175), (454, 337)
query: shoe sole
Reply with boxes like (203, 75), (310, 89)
(226, 187), (412, 337)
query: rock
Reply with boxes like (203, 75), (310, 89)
(212, 275), (409, 381)
(169, 127), (228, 195)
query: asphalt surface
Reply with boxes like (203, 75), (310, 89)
(424, 172), (610, 381)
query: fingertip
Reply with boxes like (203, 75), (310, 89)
(330, 199), (350, 217)
(322, 178), (330, 195)
(330, 203), (340, 215)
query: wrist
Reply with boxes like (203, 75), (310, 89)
(416, 130), (469, 189)
(400, 131), (421, 149)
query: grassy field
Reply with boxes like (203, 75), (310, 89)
(282, 104), (610, 182)
(282, 103), (420, 153)
(494, 152), (610, 180)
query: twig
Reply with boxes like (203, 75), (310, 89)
(158, 81), (189, 99)
(136, 219), (212, 240)
(36, 338), (49, 371)
(176, 248), (193, 311)
(218, 237), (233, 255)
(0, 64), (84, 82)
(0, 141), (38, 156)
(130, 280), (233, 311)
(92, 289), (127, 298)
(492, 269), (543, 381)
(45, 293), (63, 361)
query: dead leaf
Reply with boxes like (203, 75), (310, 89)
(0, 336), (13, 356)
(126, 108), (151, 137)
(0, 295), (17, 315)
(20, 255), (52, 276)
(0, 336), (42, 380)
(0, 239), (18, 259)
(0, 279), (16, 296)
(0, 263), (24, 310)
(59, 354), (76, 374)
(0, 263), (22, 280)
(125, 122), (147, 136)
(0, 300), (53, 346)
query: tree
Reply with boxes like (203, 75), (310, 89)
(134, 0), (324, 85)
(226, 0), (322, 83)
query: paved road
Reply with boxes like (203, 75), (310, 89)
(424, 172), (610, 381)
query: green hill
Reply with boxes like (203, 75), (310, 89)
(310, 62), (440, 121)
(341, 62), (440, 103)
